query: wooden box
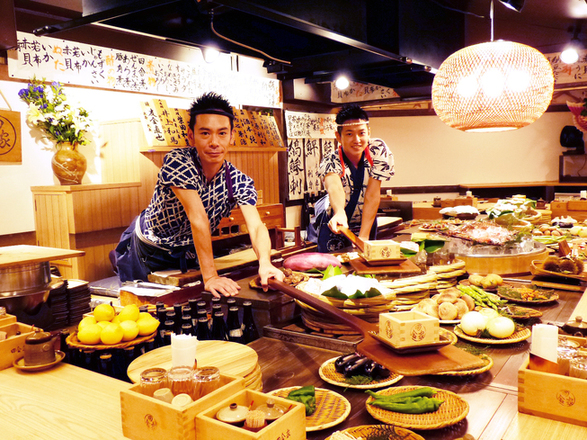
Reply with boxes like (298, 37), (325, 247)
(379, 311), (439, 348)
(518, 355), (587, 427)
(0, 322), (35, 370)
(0, 313), (17, 326)
(440, 197), (477, 208)
(196, 389), (306, 440)
(363, 239), (401, 260)
(120, 373), (245, 440)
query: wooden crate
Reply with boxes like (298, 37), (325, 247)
(196, 389), (306, 440)
(0, 322), (35, 370)
(120, 373), (245, 440)
(518, 355), (587, 427)
(440, 197), (477, 208)
(0, 313), (17, 327)
(551, 200), (587, 222)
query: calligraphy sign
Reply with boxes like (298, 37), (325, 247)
(545, 51), (587, 86)
(285, 111), (336, 139)
(9, 32), (281, 108)
(331, 81), (400, 103)
(0, 109), (22, 163)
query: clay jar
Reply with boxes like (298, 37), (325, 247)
(24, 330), (56, 366)
(51, 142), (87, 185)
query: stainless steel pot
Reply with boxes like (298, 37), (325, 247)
(0, 261), (51, 314)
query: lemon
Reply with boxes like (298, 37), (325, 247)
(94, 303), (116, 322)
(120, 320), (139, 341)
(138, 312), (152, 321)
(137, 316), (160, 336)
(100, 323), (124, 345)
(78, 316), (97, 331)
(118, 304), (140, 322)
(97, 321), (111, 330)
(77, 323), (102, 345)
(111, 315), (121, 325)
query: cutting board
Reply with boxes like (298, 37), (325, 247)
(126, 340), (258, 383)
(349, 256), (422, 275)
(0, 245), (85, 268)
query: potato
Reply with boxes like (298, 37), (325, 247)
(484, 273), (503, 286)
(461, 294), (476, 311)
(454, 298), (470, 319)
(468, 274), (484, 287)
(438, 302), (458, 321)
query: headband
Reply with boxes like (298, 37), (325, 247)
(192, 108), (235, 120)
(337, 120), (369, 127)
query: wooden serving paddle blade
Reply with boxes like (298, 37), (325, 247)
(267, 279), (486, 376)
(338, 226), (365, 252)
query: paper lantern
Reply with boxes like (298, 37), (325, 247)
(432, 40), (554, 132)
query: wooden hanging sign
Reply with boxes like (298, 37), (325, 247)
(0, 109), (21, 163)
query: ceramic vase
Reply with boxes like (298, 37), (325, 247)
(51, 142), (87, 185)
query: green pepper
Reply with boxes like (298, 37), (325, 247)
(286, 385), (316, 416)
(366, 387), (436, 402)
(368, 396), (444, 414)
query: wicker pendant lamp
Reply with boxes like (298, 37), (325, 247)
(431, 2), (554, 132)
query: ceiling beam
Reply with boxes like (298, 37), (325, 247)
(212, 0), (406, 63)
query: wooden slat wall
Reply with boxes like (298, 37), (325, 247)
(227, 150), (279, 204)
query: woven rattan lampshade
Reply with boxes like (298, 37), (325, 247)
(432, 40), (554, 132)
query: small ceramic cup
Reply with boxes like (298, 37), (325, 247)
(153, 388), (174, 404)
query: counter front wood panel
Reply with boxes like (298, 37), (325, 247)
(32, 183), (141, 281)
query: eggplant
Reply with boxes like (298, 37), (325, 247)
(368, 362), (391, 380)
(334, 353), (363, 373)
(343, 356), (372, 377)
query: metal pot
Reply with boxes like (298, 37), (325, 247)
(0, 262), (51, 314)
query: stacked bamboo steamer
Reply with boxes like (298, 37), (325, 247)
(428, 259), (467, 290)
(295, 280), (396, 335)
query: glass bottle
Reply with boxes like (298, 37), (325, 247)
(196, 300), (207, 314)
(226, 297), (237, 307)
(227, 306), (244, 343)
(242, 301), (259, 343)
(98, 353), (114, 378)
(173, 303), (183, 318)
(196, 316), (210, 341)
(211, 311), (229, 341)
(181, 322), (194, 336)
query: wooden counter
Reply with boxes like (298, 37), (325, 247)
(1, 284), (586, 439)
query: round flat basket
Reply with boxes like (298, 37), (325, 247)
(269, 387), (351, 432)
(66, 330), (156, 351)
(365, 385), (469, 430)
(301, 313), (360, 335)
(453, 325), (531, 344)
(318, 357), (404, 389)
(434, 354), (494, 376)
(326, 424), (425, 440)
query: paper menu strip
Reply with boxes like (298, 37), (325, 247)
(531, 324), (558, 363)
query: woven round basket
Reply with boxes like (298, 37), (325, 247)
(326, 424), (425, 440)
(269, 387), (351, 431)
(366, 385), (469, 430)
(319, 356), (404, 389)
(453, 325), (531, 344)
(435, 354), (494, 376)
(66, 330), (156, 351)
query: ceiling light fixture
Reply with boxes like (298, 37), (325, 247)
(431, 0), (553, 132)
(561, 22), (583, 65)
(498, 0), (524, 12)
(334, 75), (350, 90)
(203, 47), (220, 63)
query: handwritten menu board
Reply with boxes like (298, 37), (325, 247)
(285, 111), (336, 139)
(9, 32), (281, 108)
(331, 81), (400, 103)
(545, 51), (587, 86)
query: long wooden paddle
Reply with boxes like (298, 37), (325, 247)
(267, 278), (486, 376)
(338, 226), (365, 252)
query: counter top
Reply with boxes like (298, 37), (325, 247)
(1, 283), (587, 439)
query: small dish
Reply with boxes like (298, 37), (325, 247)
(13, 350), (65, 372)
(318, 357), (404, 389)
(453, 325), (531, 344)
(369, 330), (453, 354)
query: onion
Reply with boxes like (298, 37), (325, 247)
(486, 316), (515, 339)
(460, 311), (489, 336)
(478, 307), (499, 320)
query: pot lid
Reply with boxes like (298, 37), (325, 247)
(566, 316), (587, 330)
(216, 403), (249, 423)
(26, 329), (54, 344)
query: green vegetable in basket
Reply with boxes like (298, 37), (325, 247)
(321, 264), (343, 280)
(286, 385), (316, 416)
(368, 397), (444, 414)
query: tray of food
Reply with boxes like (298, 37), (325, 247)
(319, 354), (403, 389)
(326, 424), (425, 440)
(453, 325), (531, 344)
(365, 386), (469, 430)
(496, 284), (559, 304)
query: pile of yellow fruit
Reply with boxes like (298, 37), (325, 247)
(77, 304), (160, 345)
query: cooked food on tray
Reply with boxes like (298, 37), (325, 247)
(486, 198), (541, 224)
(441, 221), (517, 245)
(539, 255), (584, 275)
(497, 284), (558, 302)
(439, 205), (479, 219)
